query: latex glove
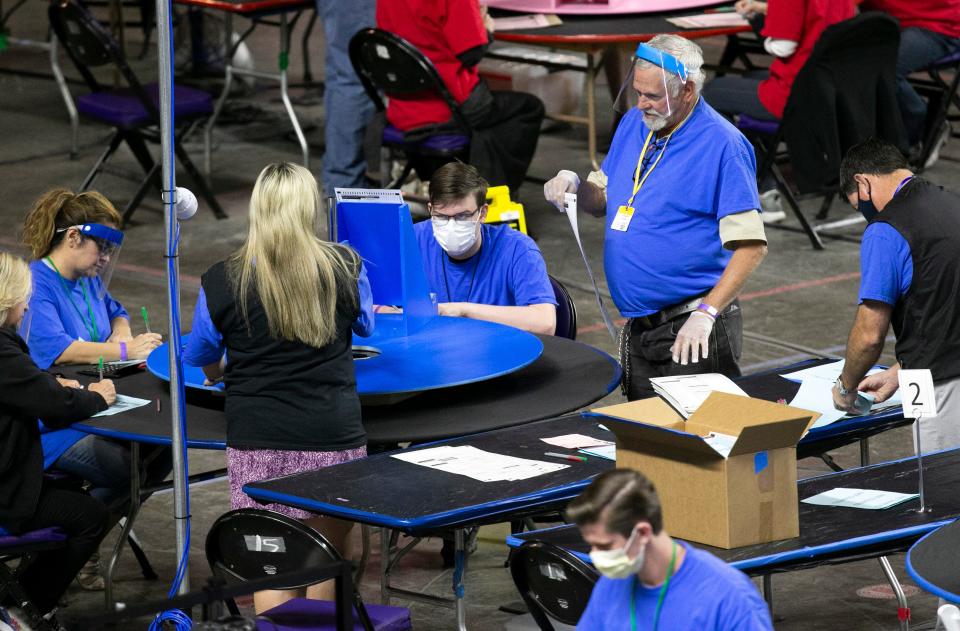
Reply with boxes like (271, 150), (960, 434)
(858, 365), (900, 404)
(543, 170), (580, 212)
(670, 311), (714, 365)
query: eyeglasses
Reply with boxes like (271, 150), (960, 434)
(89, 236), (118, 258)
(429, 206), (482, 227)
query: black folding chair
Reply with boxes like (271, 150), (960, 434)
(549, 276), (577, 341)
(909, 48), (960, 169)
(736, 13), (905, 249)
(48, 0), (226, 226)
(0, 527), (68, 631)
(205, 509), (411, 631)
(349, 28), (471, 187)
(509, 541), (598, 631)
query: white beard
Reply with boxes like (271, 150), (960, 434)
(642, 111), (669, 131)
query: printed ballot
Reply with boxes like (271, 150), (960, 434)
(802, 487), (919, 510)
(91, 394), (152, 418)
(541, 434), (614, 449)
(391, 445), (568, 482)
(648, 373), (748, 418)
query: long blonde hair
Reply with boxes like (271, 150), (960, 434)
(0, 251), (32, 326)
(230, 163), (358, 348)
(22, 189), (122, 259)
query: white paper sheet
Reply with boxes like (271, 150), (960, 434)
(492, 14), (562, 31)
(391, 445), (568, 482)
(802, 487), (919, 510)
(702, 431), (738, 458)
(782, 361), (903, 428)
(649, 373), (748, 417)
(541, 434), (614, 449)
(91, 394), (152, 418)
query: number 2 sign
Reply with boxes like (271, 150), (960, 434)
(898, 369), (937, 419)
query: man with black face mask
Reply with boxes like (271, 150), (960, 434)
(832, 138), (960, 452)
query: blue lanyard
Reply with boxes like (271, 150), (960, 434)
(45, 257), (100, 342)
(893, 176), (913, 197)
(630, 541), (677, 631)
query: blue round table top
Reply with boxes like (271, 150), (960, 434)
(147, 315), (544, 396)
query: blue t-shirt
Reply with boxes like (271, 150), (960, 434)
(601, 99), (761, 317)
(577, 542), (773, 631)
(185, 261), (376, 367)
(413, 221), (557, 307)
(859, 221), (914, 306)
(22, 259), (129, 469)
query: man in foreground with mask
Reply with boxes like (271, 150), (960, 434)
(567, 469), (773, 630)
(412, 162), (557, 335)
(832, 138), (960, 452)
(543, 34), (767, 400)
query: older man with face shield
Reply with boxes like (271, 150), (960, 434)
(544, 34), (768, 401)
(412, 162), (557, 336)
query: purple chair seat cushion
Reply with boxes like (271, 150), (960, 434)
(929, 49), (960, 68)
(78, 83), (213, 129)
(0, 527), (67, 550)
(736, 114), (780, 136)
(383, 123), (469, 153)
(258, 597), (412, 631)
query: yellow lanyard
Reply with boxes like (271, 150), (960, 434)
(625, 131), (670, 209)
(624, 105), (697, 209)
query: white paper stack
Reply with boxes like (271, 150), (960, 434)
(391, 446), (568, 482)
(781, 360), (903, 429)
(649, 373), (749, 418)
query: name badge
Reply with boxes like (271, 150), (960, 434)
(611, 205), (634, 232)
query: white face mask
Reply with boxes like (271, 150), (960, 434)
(589, 527), (646, 579)
(432, 219), (479, 258)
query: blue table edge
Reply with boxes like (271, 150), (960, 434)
(906, 519), (960, 604)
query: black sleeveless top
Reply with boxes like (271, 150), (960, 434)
(200, 252), (366, 451)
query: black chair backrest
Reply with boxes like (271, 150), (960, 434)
(549, 275), (577, 341)
(781, 12), (906, 193)
(206, 509), (341, 590)
(348, 28), (470, 131)
(48, 0), (156, 117)
(509, 541), (598, 630)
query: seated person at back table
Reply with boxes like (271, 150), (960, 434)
(411, 162), (557, 335)
(376, 0), (544, 192)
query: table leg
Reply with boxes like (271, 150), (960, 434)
(380, 527), (391, 605)
(860, 438), (871, 467)
(879, 556), (911, 631)
(585, 52), (599, 172)
(48, 34), (79, 159)
(278, 12), (310, 169)
(762, 574), (773, 616)
(453, 528), (467, 631)
(204, 12), (234, 175)
(104, 442), (142, 610)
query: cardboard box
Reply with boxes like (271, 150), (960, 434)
(589, 392), (818, 549)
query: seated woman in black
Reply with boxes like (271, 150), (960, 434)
(0, 252), (115, 622)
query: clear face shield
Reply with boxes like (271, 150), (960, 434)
(58, 223), (124, 299)
(614, 43), (689, 132)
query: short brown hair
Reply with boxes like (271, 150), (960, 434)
(22, 189), (122, 259)
(428, 162), (488, 209)
(566, 469), (663, 537)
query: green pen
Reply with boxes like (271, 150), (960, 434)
(141, 306), (151, 334)
(98, 356), (104, 381)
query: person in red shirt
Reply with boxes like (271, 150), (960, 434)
(702, 0), (855, 221)
(859, 0), (960, 164)
(376, 0), (544, 192)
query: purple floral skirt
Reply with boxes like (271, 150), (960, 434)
(228, 445), (367, 520)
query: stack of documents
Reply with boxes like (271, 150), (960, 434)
(391, 446), (568, 482)
(802, 487), (919, 510)
(666, 13), (749, 29)
(541, 434), (613, 449)
(649, 373), (749, 418)
(781, 360), (902, 429)
(492, 14), (562, 31)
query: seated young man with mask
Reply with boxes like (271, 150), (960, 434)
(411, 162), (557, 335)
(568, 469), (773, 630)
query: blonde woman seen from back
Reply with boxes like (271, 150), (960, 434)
(184, 162), (375, 613)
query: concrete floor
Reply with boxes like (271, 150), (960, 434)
(1, 3), (958, 629)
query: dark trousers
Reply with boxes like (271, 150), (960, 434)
(623, 301), (743, 401)
(16, 484), (110, 613)
(465, 89), (545, 192)
(895, 27), (960, 145)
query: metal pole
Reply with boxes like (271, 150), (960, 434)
(914, 419), (927, 513)
(154, 0), (191, 595)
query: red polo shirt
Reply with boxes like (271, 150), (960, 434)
(861, 0), (960, 38)
(376, 0), (490, 131)
(758, 0), (856, 118)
